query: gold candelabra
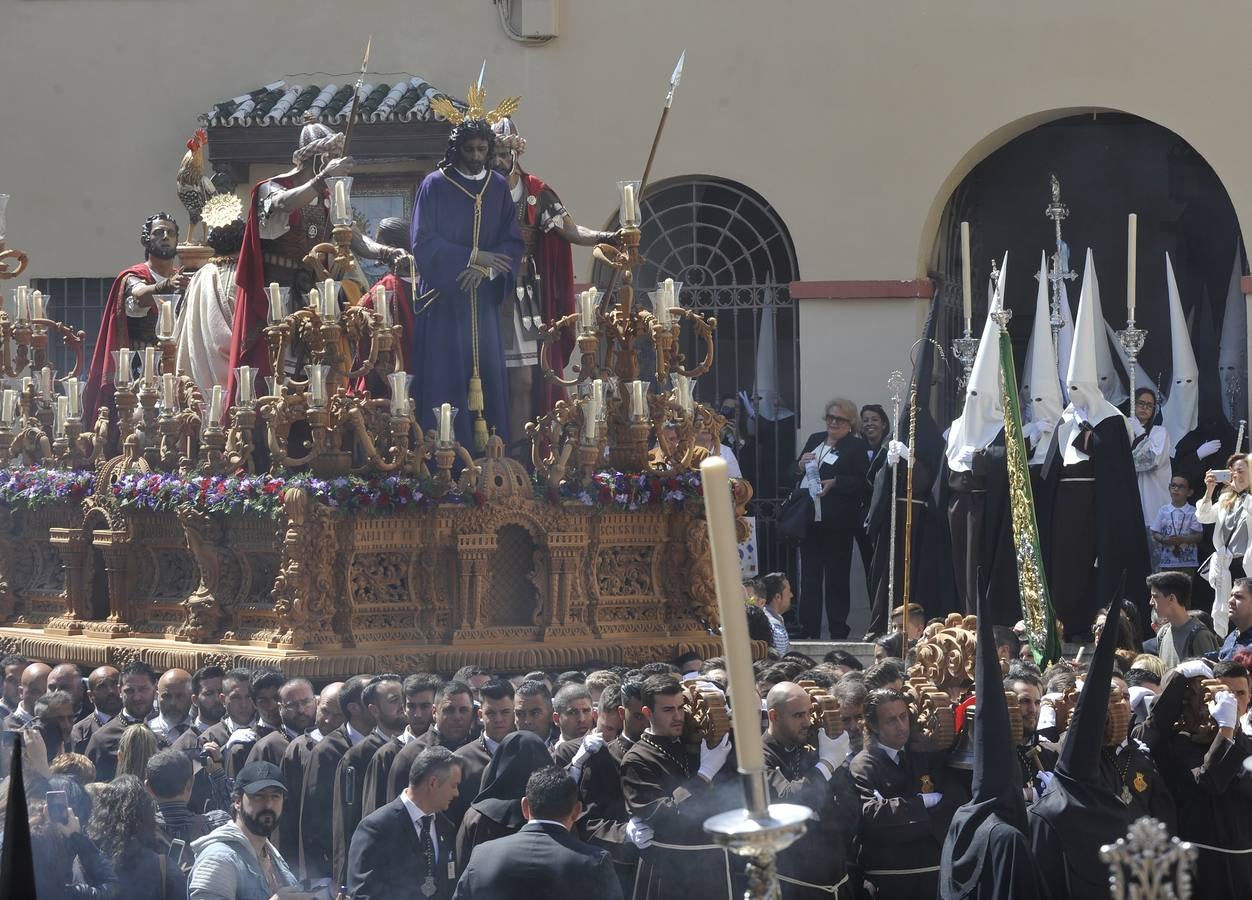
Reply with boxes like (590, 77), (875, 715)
(529, 202), (722, 485)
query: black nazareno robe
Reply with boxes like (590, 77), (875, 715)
(941, 434), (1019, 624)
(1038, 417), (1151, 637)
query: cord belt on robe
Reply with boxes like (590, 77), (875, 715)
(441, 167), (492, 450)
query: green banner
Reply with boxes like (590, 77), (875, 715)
(998, 327), (1062, 665)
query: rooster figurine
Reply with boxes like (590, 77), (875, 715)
(176, 128), (217, 243)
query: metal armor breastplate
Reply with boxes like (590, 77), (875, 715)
(262, 199), (330, 283)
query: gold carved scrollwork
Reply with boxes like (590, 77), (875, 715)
(272, 487), (339, 647)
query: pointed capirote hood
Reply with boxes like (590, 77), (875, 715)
(1081, 250), (1127, 406)
(1024, 251), (1065, 463)
(1060, 597), (1122, 780)
(1161, 253), (1200, 443)
(1059, 251), (1126, 464)
(947, 253), (1008, 471)
(1219, 247), (1247, 424)
(940, 584), (1032, 898)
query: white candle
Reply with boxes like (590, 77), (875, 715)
(161, 372), (177, 411)
(268, 283), (284, 323)
(388, 370), (408, 415)
(582, 399), (600, 443)
(157, 299), (175, 339)
(578, 290), (596, 333)
(15, 288), (28, 322)
(438, 402), (454, 443)
(1126, 212), (1137, 322)
(307, 288), (321, 318)
(208, 385), (224, 424)
(39, 366), (52, 400)
(375, 287), (392, 327)
(113, 349), (134, 387)
(699, 455), (765, 771)
(1, 389), (16, 427)
(322, 279), (338, 321)
(333, 180), (349, 222)
(308, 365), (328, 407)
(623, 184), (637, 226)
(629, 380), (647, 421)
(960, 221), (972, 333)
(143, 347), (158, 386)
(55, 396), (68, 438)
(236, 366), (255, 405)
(11, 285), (26, 320)
(66, 379), (81, 418)
(31, 291), (44, 322)
(592, 378), (605, 408)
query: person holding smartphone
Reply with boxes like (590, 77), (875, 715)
(1197, 453), (1252, 635)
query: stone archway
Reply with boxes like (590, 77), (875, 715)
(922, 110), (1245, 425)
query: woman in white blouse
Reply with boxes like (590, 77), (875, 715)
(1131, 388), (1172, 524)
(1196, 452), (1252, 634)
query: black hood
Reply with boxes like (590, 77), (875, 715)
(471, 731), (554, 829)
(939, 587), (1031, 897)
(1027, 596), (1132, 896)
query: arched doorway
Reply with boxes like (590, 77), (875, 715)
(629, 176), (800, 575)
(929, 112), (1244, 426)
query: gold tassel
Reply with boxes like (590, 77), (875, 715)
(473, 414), (488, 451)
(467, 374), (484, 413)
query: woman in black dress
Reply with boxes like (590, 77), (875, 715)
(796, 397), (870, 638)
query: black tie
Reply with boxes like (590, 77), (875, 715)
(420, 814), (435, 864)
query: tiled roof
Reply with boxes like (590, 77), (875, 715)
(200, 77), (463, 128)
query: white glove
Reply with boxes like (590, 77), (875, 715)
(956, 446), (976, 466)
(1175, 659), (1214, 680)
(224, 727), (257, 749)
(1127, 685), (1153, 717)
(697, 732), (733, 782)
(626, 816), (654, 849)
(1129, 416), (1146, 438)
(1023, 419), (1055, 443)
(571, 730), (605, 768)
(1037, 695), (1061, 732)
(1209, 690), (1238, 729)
(1035, 770), (1055, 793)
(1197, 439), (1223, 460)
(918, 791), (943, 809)
(817, 729), (851, 770)
(886, 440), (911, 467)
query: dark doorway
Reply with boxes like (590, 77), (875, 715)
(933, 112), (1244, 429)
(89, 548), (110, 621)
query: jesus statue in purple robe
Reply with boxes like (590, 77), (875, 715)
(410, 118), (523, 450)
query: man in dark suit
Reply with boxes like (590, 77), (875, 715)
(278, 681), (342, 870)
(452, 765), (623, 899)
(69, 665), (121, 753)
(849, 688), (961, 900)
(450, 677), (515, 827)
(300, 673), (376, 889)
(347, 745), (463, 900)
(384, 680), (479, 803)
(361, 672), (442, 817)
(248, 677), (317, 767)
(85, 659), (160, 781)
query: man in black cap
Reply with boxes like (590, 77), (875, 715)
(187, 760), (302, 898)
(939, 590), (1046, 898)
(1027, 597), (1134, 899)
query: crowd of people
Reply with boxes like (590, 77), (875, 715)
(0, 566), (1248, 899)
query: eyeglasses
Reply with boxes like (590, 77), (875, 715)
(1134, 399), (1155, 409)
(281, 698), (317, 710)
(826, 415), (850, 425)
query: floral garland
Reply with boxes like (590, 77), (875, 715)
(110, 472), (467, 519)
(0, 467), (706, 518)
(0, 468), (95, 510)
(546, 469), (704, 512)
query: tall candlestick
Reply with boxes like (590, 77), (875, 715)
(161, 372), (177, 411)
(1126, 212), (1138, 321)
(208, 385), (225, 425)
(440, 402), (457, 442)
(388, 370), (408, 415)
(699, 456), (764, 771)
(960, 221), (972, 332)
(268, 283), (284, 323)
(629, 380), (647, 421)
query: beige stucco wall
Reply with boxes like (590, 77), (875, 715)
(3, 0), (1251, 426)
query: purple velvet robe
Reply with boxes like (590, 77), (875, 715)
(410, 167), (523, 447)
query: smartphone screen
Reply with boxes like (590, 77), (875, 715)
(167, 839), (187, 868)
(46, 789), (69, 825)
(1215, 469), (1233, 483)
